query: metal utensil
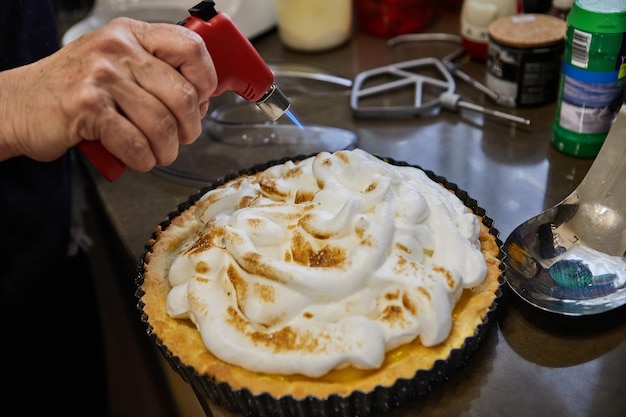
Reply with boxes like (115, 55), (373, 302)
(504, 106), (626, 316)
(350, 57), (530, 125)
(388, 33), (499, 101)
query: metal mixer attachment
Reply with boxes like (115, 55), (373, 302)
(350, 57), (530, 125)
(350, 57), (453, 118)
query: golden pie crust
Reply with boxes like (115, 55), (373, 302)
(139, 169), (502, 401)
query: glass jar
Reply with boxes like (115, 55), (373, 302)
(274, 0), (353, 52)
(353, 0), (435, 38)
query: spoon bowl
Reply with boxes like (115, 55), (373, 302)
(504, 106), (626, 316)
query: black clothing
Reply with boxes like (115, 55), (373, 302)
(0, 2), (107, 415)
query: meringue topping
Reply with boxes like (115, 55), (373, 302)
(166, 149), (487, 377)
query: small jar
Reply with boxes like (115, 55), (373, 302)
(274, 0), (353, 52)
(486, 14), (566, 107)
(354, 0), (435, 38)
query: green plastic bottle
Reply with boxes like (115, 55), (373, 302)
(551, 0), (626, 158)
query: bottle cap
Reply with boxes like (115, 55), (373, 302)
(568, 1), (626, 33)
(552, 0), (573, 9)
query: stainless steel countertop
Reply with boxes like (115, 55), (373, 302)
(85, 11), (626, 417)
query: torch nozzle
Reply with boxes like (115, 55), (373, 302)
(256, 84), (290, 121)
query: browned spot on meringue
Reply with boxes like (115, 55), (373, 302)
(335, 152), (350, 164)
(402, 292), (416, 315)
(199, 190), (224, 207)
(295, 190), (315, 204)
(247, 217), (264, 229)
(396, 242), (412, 254)
(433, 265), (456, 289)
(239, 193), (261, 208)
(226, 305), (247, 333)
(309, 246), (345, 268)
(195, 276), (209, 284)
(365, 182), (378, 193)
(284, 166), (303, 179)
(195, 261), (210, 274)
(385, 290), (400, 301)
(291, 231), (346, 267)
(227, 264), (248, 300)
(183, 226), (223, 255)
(381, 305), (403, 323)
(254, 281), (275, 303)
(259, 178), (289, 198)
(229, 177), (247, 189)
(239, 252), (288, 285)
(291, 231), (312, 266)
(299, 213), (338, 240)
(393, 256), (420, 275)
(361, 235), (374, 248)
(417, 286), (431, 301)
(248, 324), (327, 354)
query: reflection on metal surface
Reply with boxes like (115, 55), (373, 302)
(153, 103), (357, 187)
(504, 106), (626, 315)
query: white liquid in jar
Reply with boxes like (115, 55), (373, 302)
(274, 0), (352, 52)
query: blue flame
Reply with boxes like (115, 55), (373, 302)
(285, 109), (303, 128)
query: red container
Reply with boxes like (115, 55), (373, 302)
(354, 0), (436, 38)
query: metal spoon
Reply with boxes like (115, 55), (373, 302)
(504, 106), (626, 316)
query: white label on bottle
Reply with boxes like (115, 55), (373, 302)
(571, 29), (591, 69)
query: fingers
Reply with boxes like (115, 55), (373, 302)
(110, 60), (193, 167)
(121, 45), (206, 147)
(115, 18), (217, 145)
(130, 19), (217, 121)
(73, 18), (217, 172)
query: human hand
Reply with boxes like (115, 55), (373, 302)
(0, 17), (216, 172)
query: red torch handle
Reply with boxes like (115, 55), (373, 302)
(78, 141), (126, 182)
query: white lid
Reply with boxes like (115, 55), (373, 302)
(552, 0), (573, 7)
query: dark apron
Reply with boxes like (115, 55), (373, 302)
(0, 2), (107, 413)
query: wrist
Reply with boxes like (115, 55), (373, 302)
(0, 67), (27, 161)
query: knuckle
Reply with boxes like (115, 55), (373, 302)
(126, 136), (154, 172)
(82, 55), (124, 86)
(158, 112), (179, 140)
(181, 28), (207, 55)
(175, 81), (198, 108)
(73, 92), (115, 140)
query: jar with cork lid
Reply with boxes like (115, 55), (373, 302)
(485, 13), (567, 107)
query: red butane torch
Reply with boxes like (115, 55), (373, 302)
(79, 0), (290, 182)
